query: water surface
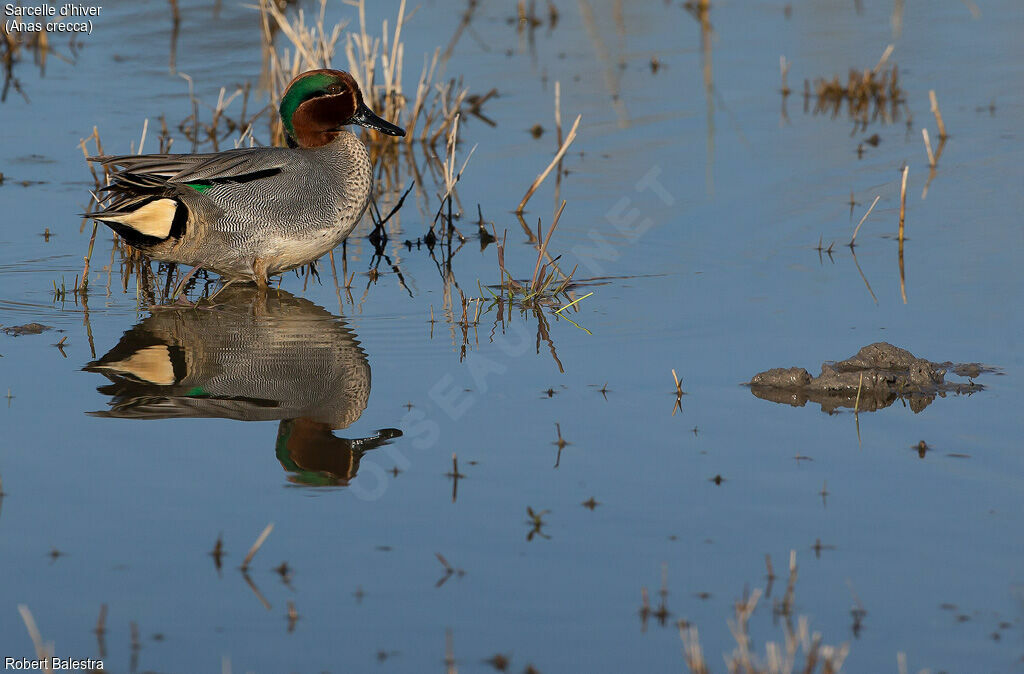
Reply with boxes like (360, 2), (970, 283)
(1, 1), (1022, 671)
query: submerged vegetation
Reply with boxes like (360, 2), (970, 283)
(808, 47), (906, 130)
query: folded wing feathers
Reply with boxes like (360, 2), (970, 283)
(89, 148), (291, 183)
(87, 148), (294, 239)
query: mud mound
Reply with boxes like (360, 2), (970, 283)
(748, 342), (996, 413)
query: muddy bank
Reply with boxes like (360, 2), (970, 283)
(747, 342), (995, 413)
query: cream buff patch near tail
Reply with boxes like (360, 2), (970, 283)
(102, 198), (177, 239)
(92, 345), (177, 386)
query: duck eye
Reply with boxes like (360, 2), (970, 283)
(326, 84), (345, 95)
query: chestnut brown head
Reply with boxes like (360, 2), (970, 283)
(279, 69), (405, 148)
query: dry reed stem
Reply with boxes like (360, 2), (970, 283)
(898, 165), (909, 243)
(854, 373), (864, 413)
(529, 200), (566, 288)
(137, 117), (149, 155)
(18, 605), (53, 673)
(680, 625), (709, 674)
(849, 195), (880, 247)
(516, 114), (581, 214)
(406, 48), (440, 142)
(922, 128), (935, 168)
(873, 44), (895, 74)
(929, 89), (947, 139)
(241, 522), (274, 571)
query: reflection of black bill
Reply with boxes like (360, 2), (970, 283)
(349, 102), (405, 136)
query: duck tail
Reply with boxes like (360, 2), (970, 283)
(86, 163), (191, 245)
(88, 190), (188, 245)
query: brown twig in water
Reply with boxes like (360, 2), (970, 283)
(516, 114), (581, 214)
(898, 165), (909, 243)
(779, 55), (791, 96)
(849, 195), (880, 247)
(671, 369), (684, 415)
(922, 128), (935, 168)
(929, 89), (947, 139)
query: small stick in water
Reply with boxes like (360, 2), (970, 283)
(898, 165), (909, 243)
(922, 128), (936, 168)
(516, 114), (581, 214)
(849, 195), (881, 247)
(929, 90), (947, 139)
(241, 523), (274, 572)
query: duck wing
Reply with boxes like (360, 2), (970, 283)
(91, 147), (295, 186)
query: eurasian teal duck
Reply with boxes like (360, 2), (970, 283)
(86, 285), (402, 486)
(88, 69), (405, 287)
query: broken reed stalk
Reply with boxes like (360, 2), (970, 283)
(240, 522), (274, 572)
(529, 200), (567, 289)
(137, 118), (149, 155)
(849, 195), (880, 247)
(854, 372), (864, 413)
(898, 165), (909, 243)
(516, 114), (581, 214)
(922, 128), (936, 168)
(18, 605), (53, 672)
(929, 89), (947, 139)
(873, 44), (895, 73)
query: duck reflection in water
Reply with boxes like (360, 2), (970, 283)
(85, 286), (400, 486)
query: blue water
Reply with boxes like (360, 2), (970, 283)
(1, 1), (1022, 671)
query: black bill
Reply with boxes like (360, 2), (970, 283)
(349, 102), (406, 137)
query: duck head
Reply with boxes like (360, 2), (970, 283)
(279, 69), (406, 148)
